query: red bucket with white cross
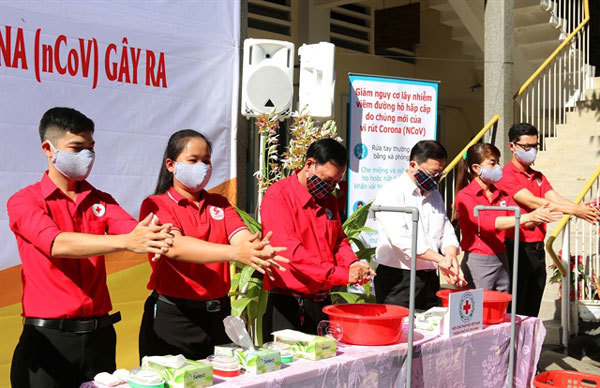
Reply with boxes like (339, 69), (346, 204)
(436, 289), (512, 324)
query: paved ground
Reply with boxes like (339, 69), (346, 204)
(538, 320), (600, 375)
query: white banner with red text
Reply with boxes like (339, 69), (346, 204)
(0, 1), (240, 270)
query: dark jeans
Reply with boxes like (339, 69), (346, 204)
(374, 264), (440, 311)
(139, 291), (230, 362)
(262, 293), (331, 342)
(11, 324), (116, 388)
(506, 239), (546, 317)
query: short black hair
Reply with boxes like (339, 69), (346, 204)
(409, 140), (447, 164)
(39, 107), (95, 143)
(306, 138), (347, 167)
(508, 123), (538, 143)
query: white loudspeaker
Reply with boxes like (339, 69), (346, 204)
(241, 39), (295, 118)
(298, 42), (335, 118)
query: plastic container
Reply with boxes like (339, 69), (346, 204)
(205, 355), (241, 377)
(128, 367), (165, 388)
(436, 289), (512, 324)
(322, 303), (409, 345)
(263, 341), (294, 363)
(533, 370), (600, 387)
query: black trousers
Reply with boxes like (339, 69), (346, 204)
(374, 264), (440, 311)
(11, 323), (116, 388)
(262, 293), (331, 342)
(506, 239), (546, 317)
(139, 292), (230, 362)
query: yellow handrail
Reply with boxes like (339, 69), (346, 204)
(546, 164), (600, 276)
(514, 0), (590, 100)
(440, 114), (500, 181)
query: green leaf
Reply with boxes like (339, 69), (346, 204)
(343, 201), (373, 238)
(235, 206), (262, 236)
(362, 282), (371, 297)
(239, 265), (256, 290)
(231, 298), (253, 316)
(329, 291), (364, 304)
(229, 272), (241, 293)
(348, 237), (366, 251)
(355, 247), (376, 261)
(256, 289), (268, 346)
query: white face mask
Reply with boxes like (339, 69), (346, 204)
(48, 142), (95, 181)
(173, 161), (212, 192)
(513, 145), (537, 165)
(477, 164), (503, 184)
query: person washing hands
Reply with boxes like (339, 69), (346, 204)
(260, 139), (375, 339)
(373, 140), (465, 311)
(138, 129), (288, 361)
(454, 143), (561, 293)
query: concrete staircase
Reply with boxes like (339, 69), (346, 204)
(427, 0), (567, 87)
(534, 76), (600, 346)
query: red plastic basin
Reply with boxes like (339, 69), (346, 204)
(436, 289), (512, 324)
(322, 303), (409, 345)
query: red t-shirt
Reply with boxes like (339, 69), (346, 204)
(260, 173), (358, 294)
(139, 187), (247, 300)
(7, 172), (138, 318)
(455, 180), (511, 254)
(496, 161), (553, 242)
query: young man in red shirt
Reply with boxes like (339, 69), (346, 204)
(496, 123), (600, 317)
(260, 139), (374, 338)
(7, 107), (173, 387)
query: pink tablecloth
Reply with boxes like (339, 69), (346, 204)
(214, 315), (545, 388)
(82, 315), (546, 388)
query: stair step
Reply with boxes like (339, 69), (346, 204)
(541, 180), (594, 199)
(515, 8), (553, 28)
(535, 151), (599, 166)
(565, 109), (600, 126)
(585, 88), (600, 100)
(515, 22), (563, 45)
(428, 0), (452, 12)
(521, 39), (566, 61)
(514, 0), (544, 9)
(555, 122), (600, 137)
(544, 133), (600, 150)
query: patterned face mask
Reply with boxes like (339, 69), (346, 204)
(307, 165), (335, 200)
(414, 168), (441, 193)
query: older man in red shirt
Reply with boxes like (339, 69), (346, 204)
(7, 107), (172, 387)
(261, 138), (374, 338)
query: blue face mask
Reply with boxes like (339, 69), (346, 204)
(174, 161), (212, 192)
(49, 142), (95, 181)
(513, 144), (537, 165)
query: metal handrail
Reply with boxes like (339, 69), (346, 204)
(513, 0), (590, 100)
(440, 114), (500, 181)
(546, 165), (600, 276)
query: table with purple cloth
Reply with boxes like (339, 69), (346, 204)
(82, 315), (545, 388)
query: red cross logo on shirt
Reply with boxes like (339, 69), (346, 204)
(92, 203), (106, 217)
(462, 300), (472, 315)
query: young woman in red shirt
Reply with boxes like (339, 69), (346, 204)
(453, 143), (560, 292)
(138, 129), (287, 360)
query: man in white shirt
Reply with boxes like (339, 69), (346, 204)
(373, 140), (464, 310)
